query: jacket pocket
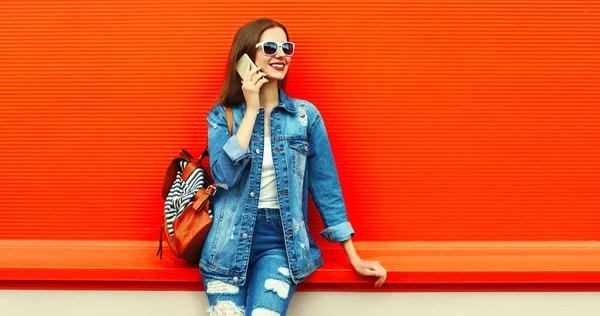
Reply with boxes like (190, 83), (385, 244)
(289, 139), (308, 178)
(209, 186), (239, 262)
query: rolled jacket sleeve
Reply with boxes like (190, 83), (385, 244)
(206, 106), (251, 190)
(307, 110), (355, 243)
(223, 134), (251, 165)
(319, 221), (355, 243)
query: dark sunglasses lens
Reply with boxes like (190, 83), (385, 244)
(263, 42), (278, 55)
(282, 43), (294, 55)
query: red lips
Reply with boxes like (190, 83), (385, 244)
(270, 62), (285, 71)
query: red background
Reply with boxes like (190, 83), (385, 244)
(1, 0), (599, 247)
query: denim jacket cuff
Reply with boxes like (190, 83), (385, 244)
(319, 221), (355, 243)
(223, 135), (251, 165)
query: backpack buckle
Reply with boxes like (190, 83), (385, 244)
(206, 184), (218, 196)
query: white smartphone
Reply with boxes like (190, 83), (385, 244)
(236, 53), (257, 79)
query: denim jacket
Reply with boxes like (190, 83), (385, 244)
(199, 88), (355, 285)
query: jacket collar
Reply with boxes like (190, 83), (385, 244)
(277, 88), (297, 113)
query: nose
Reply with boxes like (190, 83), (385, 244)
(274, 46), (286, 59)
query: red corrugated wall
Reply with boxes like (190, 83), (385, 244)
(1, 0), (599, 243)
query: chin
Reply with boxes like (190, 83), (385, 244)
(272, 73), (287, 80)
(267, 75), (284, 81)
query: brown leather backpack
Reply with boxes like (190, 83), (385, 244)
(157, 106), (233, 263)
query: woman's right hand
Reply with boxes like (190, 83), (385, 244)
(241, 64), (268, 112)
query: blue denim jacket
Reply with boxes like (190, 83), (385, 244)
(199, 88), (355, 285)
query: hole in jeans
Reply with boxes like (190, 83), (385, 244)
(207, 300), (244, 316)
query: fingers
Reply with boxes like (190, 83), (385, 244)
(243, 63), (254, 83)
(353, 260), (388, 288)
(248, 65), (263, 81)
(251, 70), (267, 86)
(256, 77), (269, 89)
(243, 64), (257, 84)
(360, 267), (380, 277)
(366, 261), (381, 271)
(373, 271), (386, 287)
(376, 268), (387, 288)
(368, 261), (387, 288)
(242, 66), (268, 88)
(374, 274), (385, 288)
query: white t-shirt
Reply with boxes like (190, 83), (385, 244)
(257, 136), (280, 209)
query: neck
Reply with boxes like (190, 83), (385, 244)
(259, 80), (279, 111)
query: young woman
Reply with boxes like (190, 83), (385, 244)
(200, 18), (387, 316)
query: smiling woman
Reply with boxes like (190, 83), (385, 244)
(200, 17), (386, 315)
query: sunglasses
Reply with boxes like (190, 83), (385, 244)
(255, 41), (295, 57)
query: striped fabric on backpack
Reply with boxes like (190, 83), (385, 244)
(163, 160), (213, 236)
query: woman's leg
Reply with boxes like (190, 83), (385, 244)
(202, 274), (248, 316)
(245, 248), (297, 316)
(245, 208), (298, 316)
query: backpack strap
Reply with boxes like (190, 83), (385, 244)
(199, 105), (234, 164)
(225, 105), (233, 136)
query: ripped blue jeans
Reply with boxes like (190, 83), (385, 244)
(201, 208), (297, 316)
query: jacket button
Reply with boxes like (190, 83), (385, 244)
(242, 233), (248, 239)
(233, 277), (239, 283)
(304, 146), (308, 152)
(256, 148), (260, 154)
(250, 192), (255, 198)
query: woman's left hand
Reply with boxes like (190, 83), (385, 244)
(351, 259), (387, 288)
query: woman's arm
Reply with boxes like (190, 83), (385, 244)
(305, 105), (387, 287)
(306, 112), (355, 242)
(235, 107), (259, 150)
(206, 66), (266, 189)
(236, 65), (266, 150)
(206, 107), (253, 190)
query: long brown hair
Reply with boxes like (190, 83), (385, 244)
(214, 18), (290, 108)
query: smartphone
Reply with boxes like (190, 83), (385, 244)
(236, 53), (257, 79)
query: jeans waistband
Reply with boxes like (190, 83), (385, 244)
(257, 208), (281, 215)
